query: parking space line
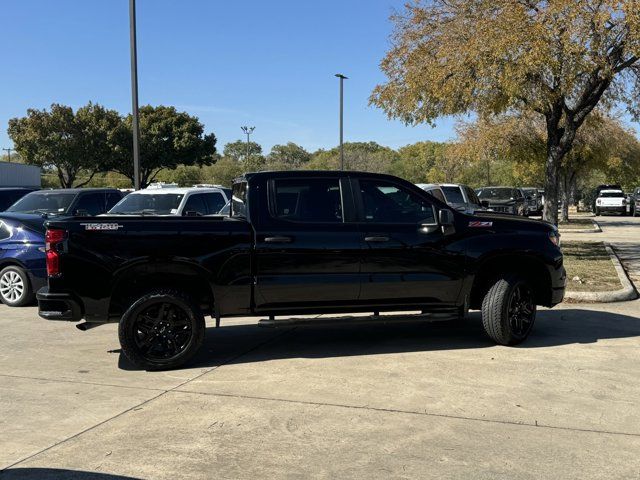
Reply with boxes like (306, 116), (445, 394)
(169, 388), (640, 439)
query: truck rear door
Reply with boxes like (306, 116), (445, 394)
(252, 175), (361, 312)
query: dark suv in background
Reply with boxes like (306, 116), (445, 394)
(476, 187), (526, 215)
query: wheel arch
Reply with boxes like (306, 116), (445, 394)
(469, 253), (553, 310)
(108, 260), (216, 320)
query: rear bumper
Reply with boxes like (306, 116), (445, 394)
(37, 287), (83, 321)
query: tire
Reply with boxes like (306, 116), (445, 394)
(0, 266), (34, 307)
(118, 289), (205, 371)
(595, 208), (600, 216)
(481, 274), (536, 346)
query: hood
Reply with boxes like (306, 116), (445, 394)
(483, 198), (517, 205)
(472, 211), (555, 232)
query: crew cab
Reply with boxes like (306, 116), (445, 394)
(37, 171), (566, 370)
(594, 189), (628, 216)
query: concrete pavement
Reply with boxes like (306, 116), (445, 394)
(2, 298), (640, 479)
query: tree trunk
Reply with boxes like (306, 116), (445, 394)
(560, 171), (570, 223)
(543, 150), (560, 225)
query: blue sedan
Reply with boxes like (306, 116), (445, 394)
(0, 214), (47, 306)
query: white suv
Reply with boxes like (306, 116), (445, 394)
(106, 186), (231, 216)
(595, 189), (627, 216)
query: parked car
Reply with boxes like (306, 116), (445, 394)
(6, 188), (124, 217)
(0, 214), (47, 306)
(592, 184), (622, 212)
(106, 187), (230, 216)
(38, 171), (565, 370)
(521, 187), (543, 216)
(595, 188), (628, 216)
(418, 183), (486, 214)
(476, 187), (526, 215)
(631, 187), (640, 217)
(0, 188), (123, 307)
(416, 183), (447, 203)
(0, 187), (39, 211)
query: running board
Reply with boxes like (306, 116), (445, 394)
(258, 312), (459, 328)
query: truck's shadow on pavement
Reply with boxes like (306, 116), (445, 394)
(0, 468), (141, 479)
(114, 307), (640, 371)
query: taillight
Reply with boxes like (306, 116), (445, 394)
(45, 229), (67, 277)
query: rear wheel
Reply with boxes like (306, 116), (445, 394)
(481, 274), (536, 345)
(119, 289), (205, 371)
(595, 208), (600, 216)
(0, 266), (33, 307)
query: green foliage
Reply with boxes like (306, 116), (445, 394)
(267, 142), (310, 170)
(307, 142), (398, 173)
(111, 105), (217, 188)
(8, 103), (122, 187)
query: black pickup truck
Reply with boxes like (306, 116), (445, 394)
(38, 171), (566, 370)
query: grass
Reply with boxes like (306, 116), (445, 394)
(562, 241), (621, 292)
(558, 218), (596, 230)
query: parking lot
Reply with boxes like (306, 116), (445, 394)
(1, 215), (639, 479)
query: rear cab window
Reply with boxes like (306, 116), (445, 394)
(270, 178), (343, 223)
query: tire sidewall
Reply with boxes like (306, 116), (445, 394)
(502, 278), (536, 343)
(118, 290), (205, 371)
(0, 266), (32, 307)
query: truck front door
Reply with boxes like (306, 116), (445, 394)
(354, 178), (465, 308)
(253, 176), (361, 312)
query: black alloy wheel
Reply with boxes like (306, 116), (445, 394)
(119, 290), (205, 370)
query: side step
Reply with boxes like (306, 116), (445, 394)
(258, 312), (459, 328)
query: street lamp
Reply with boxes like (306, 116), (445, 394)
(335, 73), (348, 170)
(241, 126), (255, 163)
(129, 0), (141, 189)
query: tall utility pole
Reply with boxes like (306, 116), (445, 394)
(129, 0), (141, 190)
(1, 148), (13, 162)
(241, 126), (255, 163)
(335, 74), (348, 170)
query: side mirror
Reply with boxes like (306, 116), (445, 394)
(439, 209), (454, 226)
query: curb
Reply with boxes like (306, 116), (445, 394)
(564, 244), (638, 303)
(558, 220), (602, 234)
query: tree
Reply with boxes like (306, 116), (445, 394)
(8, 103), (122, 187)
(308, 142), (398, 173)
(371, 0), (640, 224)
(267, 142), (310, 170)
(111, 106), (216, 188)
(222, 140), (264, 172)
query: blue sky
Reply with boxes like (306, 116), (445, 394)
(0, 0), (459, 154)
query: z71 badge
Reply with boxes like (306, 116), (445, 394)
(80, 223), (123, 231)
(468, 221), (493, 228)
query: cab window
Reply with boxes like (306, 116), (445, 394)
(183, 194), (207, 216)
(360, 180), (435, 224)
(74, 193), (105, 216)
(272, 178), (343, 223)
(203, 192), (226, 214)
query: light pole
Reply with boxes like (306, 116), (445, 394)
(129, 0), (141, 190)
(1, 148), (13, 162)
(241, 126), (255, 163)
(335, 73), (347, 170)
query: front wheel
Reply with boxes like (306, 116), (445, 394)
(0, 266), (34, 307)
(481, 274), (536, 345)
(119, 289), (205, 371)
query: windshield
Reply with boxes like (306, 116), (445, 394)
(441, 186), (465, 204)
(477, 188), (516, 200)
(109, 193), (184, 215)
(600, 191), (625, 198)
(522, 188), (537, 197)
(7, 192), (76, 214)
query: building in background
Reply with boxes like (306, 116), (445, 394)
(0, 162), (41, 187)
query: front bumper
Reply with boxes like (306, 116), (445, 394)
(550, 265), (567, 306)
(37, 287), (83, 321)
(597, 205), (625, 213)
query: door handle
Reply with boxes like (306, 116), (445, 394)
(364, 236), (390, 242)
(264, 236), (292, 243)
